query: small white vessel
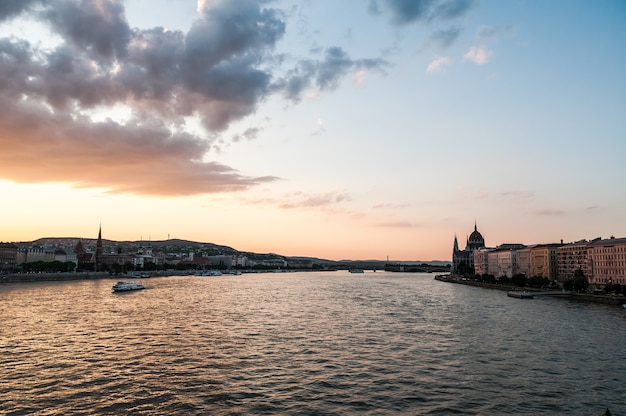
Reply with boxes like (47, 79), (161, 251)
(349, 269), (364, 274)
(112, 281), (145, 292)
(195, 270), (223, 276)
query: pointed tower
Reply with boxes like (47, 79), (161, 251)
(95, 224), (103, 272)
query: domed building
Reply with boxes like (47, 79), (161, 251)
(452, 223), (485, 274)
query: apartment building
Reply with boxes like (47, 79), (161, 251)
(0, 243), (18, 272)
(473, 247), (494, 275)
(587, 237), (626, 285)
(530, 244), (561, 280)
(557, 240), (591, 282)
(16, 246), (56, 264)
(487, 244), (526, 278)
(515, 246), (534, 278)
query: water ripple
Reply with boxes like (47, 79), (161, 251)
(1, 272), (625, 415)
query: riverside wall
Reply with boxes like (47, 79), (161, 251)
(1, 272), (111, 283)
(434, 275), (626, 306)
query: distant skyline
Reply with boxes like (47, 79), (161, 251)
(1, 1), (625, 261)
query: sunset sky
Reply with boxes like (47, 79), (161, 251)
(1, 0), (625, 261)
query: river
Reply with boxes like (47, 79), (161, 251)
(1, 271), (624, 415)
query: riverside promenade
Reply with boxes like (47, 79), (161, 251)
(1, 272), (111, 283)
(434, 274), (626, 306)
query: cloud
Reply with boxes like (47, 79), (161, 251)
(0, 0), (387, 196)
(372, 202), (410, 209)
(278, 191), (351, 209)
(278, 47), (388, 102)
(369, 0), (474, 25)
(354, 70), (367, 85)
(0, 96), (276, 196)
(232, 127), (261, 142)
(532, 209), (566, 216)
(427, 56), (451, 72)
(0, 0), (44, 22)
(427, 26), (462, 49)
(374, 220), (420, 228)
(463, 46), (493, 64)
(43, 0), (132, 61)
(476, 25), (514, 41)
(499, 191), (534, 199)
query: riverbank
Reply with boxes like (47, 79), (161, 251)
(1, 272), (111, 283)
(0, 271), (183, 284)
(434, 274), (626, 306)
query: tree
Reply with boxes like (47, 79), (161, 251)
(511, 274), (527, 287)
(573, 269), (589, 292)
(498, 275), (511, 285)
(528, 275), (548, 288)
(481, 274), (496, 284)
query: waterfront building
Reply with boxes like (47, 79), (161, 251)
(515, 246), (534, 278)
(208, 255), (237, 268)
(452, 223), (485, 274)
(16, 246), (56, 264)
(473, 247), (494, 276)
(557, 240), (591, 282)
(0, 243), (18, 272)
(587, 236), (626, 286)
(74, 240), (94, 265)
(486, 244), (526, 278)
(530, 244), (561, 280)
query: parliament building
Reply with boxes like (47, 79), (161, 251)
(452, 223), (485, 274)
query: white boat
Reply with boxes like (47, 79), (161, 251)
(349, 269), (364, 274)
(195, 270), (223, 276)
(112, 281), (145, 292)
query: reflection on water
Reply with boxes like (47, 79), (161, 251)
(1, 272), (625, 415)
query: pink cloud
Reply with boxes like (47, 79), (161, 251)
(464, 46), (493, 65)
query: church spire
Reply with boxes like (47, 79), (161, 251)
(95, 224), (102, 272)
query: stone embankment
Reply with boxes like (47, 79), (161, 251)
(434, 274), (626, 306)
(1, 272), (111, 283)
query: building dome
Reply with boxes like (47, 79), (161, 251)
(467, 223), (485, 249)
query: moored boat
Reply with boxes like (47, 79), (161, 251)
(112, 281), (145, 292)
(349, 269), (364, 274)
(195, 270), (223, 276)
(507, 291), (533, 299)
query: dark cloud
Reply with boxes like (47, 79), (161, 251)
(427, 26), (462, 48)
(42, 0), (132, 61)
(232, 127), (261, 142)
(276, 47), (388, 102)
(0, 0), (44, 22)
(370, 0), (475, 25)
(0, 0), (386, 195)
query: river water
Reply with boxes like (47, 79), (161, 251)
(1, 271), (625, 415)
